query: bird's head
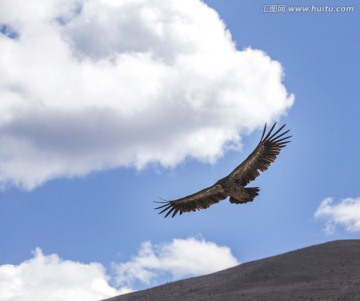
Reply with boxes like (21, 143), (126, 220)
(213, 184), (223, 192)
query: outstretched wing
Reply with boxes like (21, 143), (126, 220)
(228, 123), (291, 186)
(155, 185), (228, 218)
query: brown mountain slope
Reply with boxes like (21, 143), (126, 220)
(104, 240), (360, 301)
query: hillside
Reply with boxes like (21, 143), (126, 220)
(104, 240), (360, 301)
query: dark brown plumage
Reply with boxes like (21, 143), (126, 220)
(155, 123), (291, 218)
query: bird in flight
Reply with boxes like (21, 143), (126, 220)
(155, 123), (291, 218)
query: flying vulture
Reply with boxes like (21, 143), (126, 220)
(155, 123), (291, 218)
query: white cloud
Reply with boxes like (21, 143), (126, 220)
(0, 248), (125, 301)
(0, 0), (294, 189)
(0, 238), (238, 300)
(314, 197), (360, 234)
(114, 237), (239, 287)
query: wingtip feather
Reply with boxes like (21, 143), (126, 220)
(263, 122), (277, 141)
(260, 123), (267, 141)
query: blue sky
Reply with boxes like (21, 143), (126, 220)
(0, 0), (359, 300)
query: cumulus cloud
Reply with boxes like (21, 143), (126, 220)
(314, 197), (360, 234)
(114, 237), (239, 288)
(0, 248), (124, 301)
(0, 0), (294, 189)
(0, 238), (238, 300)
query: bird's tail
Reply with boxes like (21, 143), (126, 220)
(246, 187), (260, 200)
(229, 187), (260, 204)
